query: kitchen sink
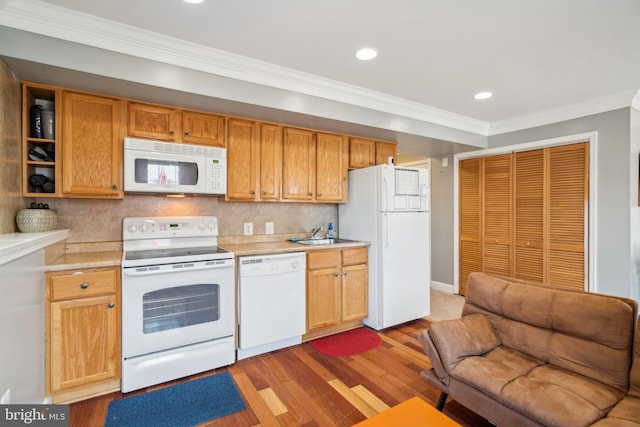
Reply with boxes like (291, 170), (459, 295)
(289, 238), (356, 245)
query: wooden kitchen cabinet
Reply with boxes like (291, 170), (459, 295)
(226, 119), (282, 201)
(182, 111), (224, 147)
(46, 267), (121, 403)
(349, 137), (376, 168)
(22, 82), (62, 197)
(226, 118), (260, 200)
(127, 102), (224, 146)
(349, 137), (397, 169)
(316, 132), (349, 202)
(282, 128), (349, 203)
(374, 141), (397, 165)
(62, 91), (125, 198)
(127, 102), (178, 141)
(282, 127), (316, 201)
(259, 123), (283, 200)
(304, 247), (368, 340)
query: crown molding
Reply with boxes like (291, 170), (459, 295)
(0, 0), (490, 136)
(488, 90), (638, 136)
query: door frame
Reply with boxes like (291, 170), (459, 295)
(453, 131), (598, 293)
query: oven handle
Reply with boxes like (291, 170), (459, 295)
(122, 259), (234, 277)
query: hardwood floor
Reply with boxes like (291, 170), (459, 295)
(70, 319), (492, 426)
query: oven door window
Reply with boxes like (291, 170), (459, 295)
(134, 158), (198, 185)
(143, 283), (219, 333)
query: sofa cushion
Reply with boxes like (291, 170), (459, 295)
(502, 365), (625, 427)
(594, 396), (640, 426)
(449, 346), (543, 400)
(428, 313), (500, 372)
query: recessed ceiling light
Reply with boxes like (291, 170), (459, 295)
(183, 0), (204, 4)
(474, 91), (493, 100)
(355, 48), (378, 61)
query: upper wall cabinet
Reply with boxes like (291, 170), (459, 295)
(316, 132), (348, 203)
(282, 128), (316, 201)
(62, 91), (125, 199)
(226, 118), (283, 202)
(127, 102), (224, 147)
(374, 141), (397, 165)
(348, 137), (397, 169)
(22, 82), (62, 197)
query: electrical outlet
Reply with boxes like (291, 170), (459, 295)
(243, 223), (253, 236)
(265, 222), (274, 235)
(1, 388), (10, 404)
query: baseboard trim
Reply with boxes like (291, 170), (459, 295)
(431, 281), (455, 294)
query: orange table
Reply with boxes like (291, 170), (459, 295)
(354, 396), (461, 427)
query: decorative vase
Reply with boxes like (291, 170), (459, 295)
(16, 208), (58, 232)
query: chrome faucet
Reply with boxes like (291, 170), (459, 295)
(310, 226), (323, 238)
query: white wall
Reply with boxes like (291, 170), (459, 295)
(0, 250), (46, 404)
(630, 106), (640, 303)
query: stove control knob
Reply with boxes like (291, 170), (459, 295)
(207, 223), (216, 230)
(127, 224), (137, 233)
(140, 224), (149, 232)
(199, 223), (206, 230)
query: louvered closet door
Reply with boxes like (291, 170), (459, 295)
(547, 143), (588, 290)
(514, 149), (545, 282)
(458, 158), (481, 295)
(482, 154), (513, 278)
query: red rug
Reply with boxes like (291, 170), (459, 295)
(309, 327), (381, 356)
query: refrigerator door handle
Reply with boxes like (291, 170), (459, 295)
(382, 174), (389, 212)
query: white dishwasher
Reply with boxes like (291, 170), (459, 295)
(237, 252), (306, 360)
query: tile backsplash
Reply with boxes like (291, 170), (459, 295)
(43, 196), (337, 243)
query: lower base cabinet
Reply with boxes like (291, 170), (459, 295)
(46, 266), (121, 403)
(303, 247), (368, 341)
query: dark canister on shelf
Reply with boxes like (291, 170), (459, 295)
(30, 104), (43, 138)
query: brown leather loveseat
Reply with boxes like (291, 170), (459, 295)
(419, 272), (640, 427)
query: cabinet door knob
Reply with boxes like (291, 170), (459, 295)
(308, 192), (313, 197)
(334, 272), (339, 277)
(112, 184), (119, 190)
(262, 191), (267, 195)
(344, 271), (348, 275)
(107, 302), (115, 308)
(80, 282), (88, 289)
(169, 130), (174, 136)
(250, 190), (256, 195)
(318, 192), (322, 197)
(184, 132), (190, 137)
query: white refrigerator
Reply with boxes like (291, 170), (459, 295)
(338, 164), (430, 330)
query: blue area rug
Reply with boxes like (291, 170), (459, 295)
(104, 372), (246, 427)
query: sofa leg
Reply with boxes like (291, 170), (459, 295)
(436, 392), (448, 411)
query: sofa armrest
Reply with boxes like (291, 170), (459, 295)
(428, 313), (501, 372)
(419, 329), (451, 387)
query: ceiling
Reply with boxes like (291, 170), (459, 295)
(1, 0), (640, 157)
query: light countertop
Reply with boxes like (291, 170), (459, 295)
(45, 250), (123, 272)
(221, 239), (369, 257)
(0, 230), (69, 266)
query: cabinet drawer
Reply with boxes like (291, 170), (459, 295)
(307, 250), (340, 270)
(50, 269), (117, 301)
(342, 247), (368, 266)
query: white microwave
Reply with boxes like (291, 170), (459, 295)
(123, 138), (226, 195)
